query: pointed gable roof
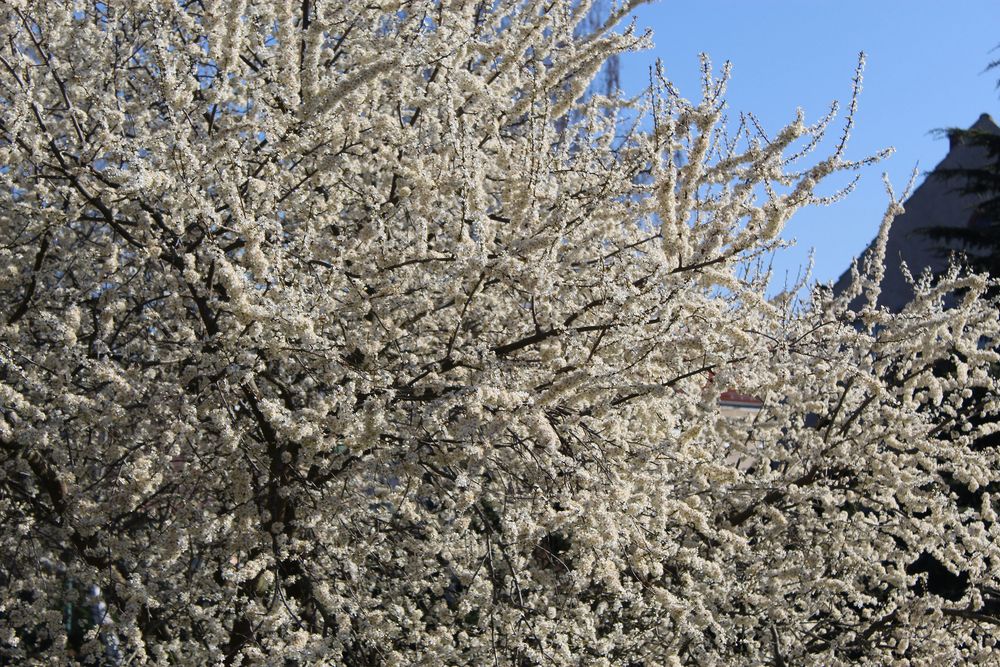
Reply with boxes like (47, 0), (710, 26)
(833, 114), (1000, 312)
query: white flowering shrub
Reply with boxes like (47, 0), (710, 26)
(1, 1), (999, 664)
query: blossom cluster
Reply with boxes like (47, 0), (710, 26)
(0, 1), (997, 664)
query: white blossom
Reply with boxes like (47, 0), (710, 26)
(0, 1), (998, 665)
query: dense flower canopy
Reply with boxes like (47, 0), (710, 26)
(1, 1), (999, 664)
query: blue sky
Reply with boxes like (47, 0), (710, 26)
(616, 0), (1000, 287)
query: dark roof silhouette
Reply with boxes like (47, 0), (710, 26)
(833, 113), (1000, 312)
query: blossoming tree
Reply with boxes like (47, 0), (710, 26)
(1, 1), (999, 664)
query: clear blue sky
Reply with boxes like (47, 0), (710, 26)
(617, 0), (1000, 287)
